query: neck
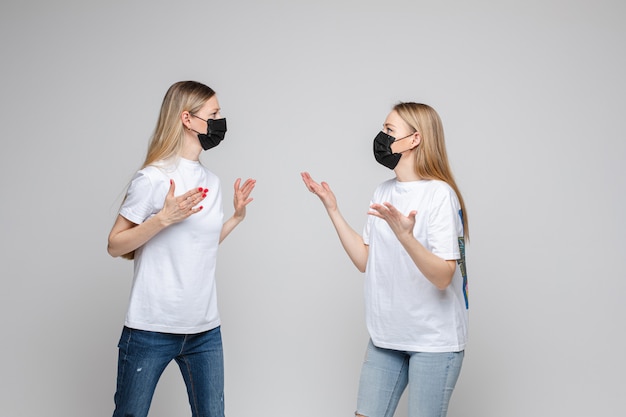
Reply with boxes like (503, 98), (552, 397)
(182, 131), (202, 161)
(393, 152), (420, 182)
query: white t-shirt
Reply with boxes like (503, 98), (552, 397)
(363, 178), (468, 352)
(119, 158), (223, 334)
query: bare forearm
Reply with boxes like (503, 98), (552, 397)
(219, 215), (243, 243)
(107, 214), (168, 258)
(327, 207), (368, 272)
(397, 234), (456, 289)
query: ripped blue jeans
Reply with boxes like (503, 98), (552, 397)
(112, 326), (224, 417)
(356, 340), (464, 417)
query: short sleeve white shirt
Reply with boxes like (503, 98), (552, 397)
(119, 158), (223, 334)
(363, 179), (468, 352)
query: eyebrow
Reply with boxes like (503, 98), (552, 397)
(383, 122), (396, 128)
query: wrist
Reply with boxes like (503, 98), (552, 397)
(154, 211), (171, 228)
(231, 213), (245, 224)
(397, 230), (416, 246)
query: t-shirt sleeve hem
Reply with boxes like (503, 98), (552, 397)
(119, 209), (144, 225)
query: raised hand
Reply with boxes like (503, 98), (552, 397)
(368, 202), (417, 239)
(159, 179), (207, 226)
(232, 178), (256, 220)
(301, 171), (338, 211)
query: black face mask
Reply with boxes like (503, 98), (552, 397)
(192, 116), (227, 150)
(373, 131), (412, 170)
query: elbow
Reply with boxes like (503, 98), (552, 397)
(434, 279), (452, 291)
(434, 272), (454, 290)
(433, 260), (456, 290)
(107, 241), (123, 258)
(107, 245), (119, 258)
(354, 259), (367, 273)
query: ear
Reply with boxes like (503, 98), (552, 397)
(181, 111), (192, 129)
(409, 132), (422, 149)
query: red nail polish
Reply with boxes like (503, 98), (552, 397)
(198, 206), (203, 210)
(204, 188), (208, 193)
(198, 187), (203, 191)
(202, 194), (207, 198)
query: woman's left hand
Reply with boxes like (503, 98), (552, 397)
(368, 202), (417, 240)
(233, 178), (256, 220)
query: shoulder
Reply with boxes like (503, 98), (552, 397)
(136, 164), (170, 181)
(428, 179), (455, 194)
(126, 164), (170, 196)
(426, 180), (460, 206)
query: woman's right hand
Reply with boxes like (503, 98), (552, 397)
(158, 179), (207, 226)
(108, 179), (207, 258)
(301, 172), (337, 211)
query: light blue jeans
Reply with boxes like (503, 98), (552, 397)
(356, 340), (464, 417)
(112, 326), (225, 417)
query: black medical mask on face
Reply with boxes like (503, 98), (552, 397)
(192, 115), (227, 150)
(373, 131), (413, 170)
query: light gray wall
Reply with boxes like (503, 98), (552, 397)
(1, 1), (624, 416)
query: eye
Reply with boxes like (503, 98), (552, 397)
(385, 127), (393, 134)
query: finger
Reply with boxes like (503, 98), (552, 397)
(178, 187), (202, 202)
(367, 210), (383, 219)
(370, 203), (386, 213)
(233, 178), (242, 192)
(239, 187), (254, 200)
(301, 172), (317, 189)
(302, 177), (316, 193)
(241, 179), (256, 193)
(189, 205), (204, 215)
(168, 179), (176, 197)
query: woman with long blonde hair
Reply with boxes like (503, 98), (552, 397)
(107, 80), (255, 417)
(302, 102), (468, 417)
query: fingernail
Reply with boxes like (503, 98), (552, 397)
(202, 194), (207, 198)
(198, 206), (203, 210)
(198, 187), (203, 191)
(204, 188), (208, 193)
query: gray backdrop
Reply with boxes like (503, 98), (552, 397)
(1, 0), (624, 416)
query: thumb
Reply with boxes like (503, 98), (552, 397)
(408, 210), (418, 221)
(168, 179), (176, 196)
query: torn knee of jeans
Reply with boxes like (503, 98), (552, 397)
(355, 412), (367, 417)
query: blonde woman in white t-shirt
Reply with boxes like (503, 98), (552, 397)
(302, 102), (469, 417)
(107, 81), (255, 417)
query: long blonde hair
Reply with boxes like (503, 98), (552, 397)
(121, 81), (216, 260)
(394, 102), (469, 239)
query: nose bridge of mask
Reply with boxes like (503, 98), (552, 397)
(208, 117), (227, 134)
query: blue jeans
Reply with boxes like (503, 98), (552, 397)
(112, 326), (224, 417)
(356, 340), (464, 417)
